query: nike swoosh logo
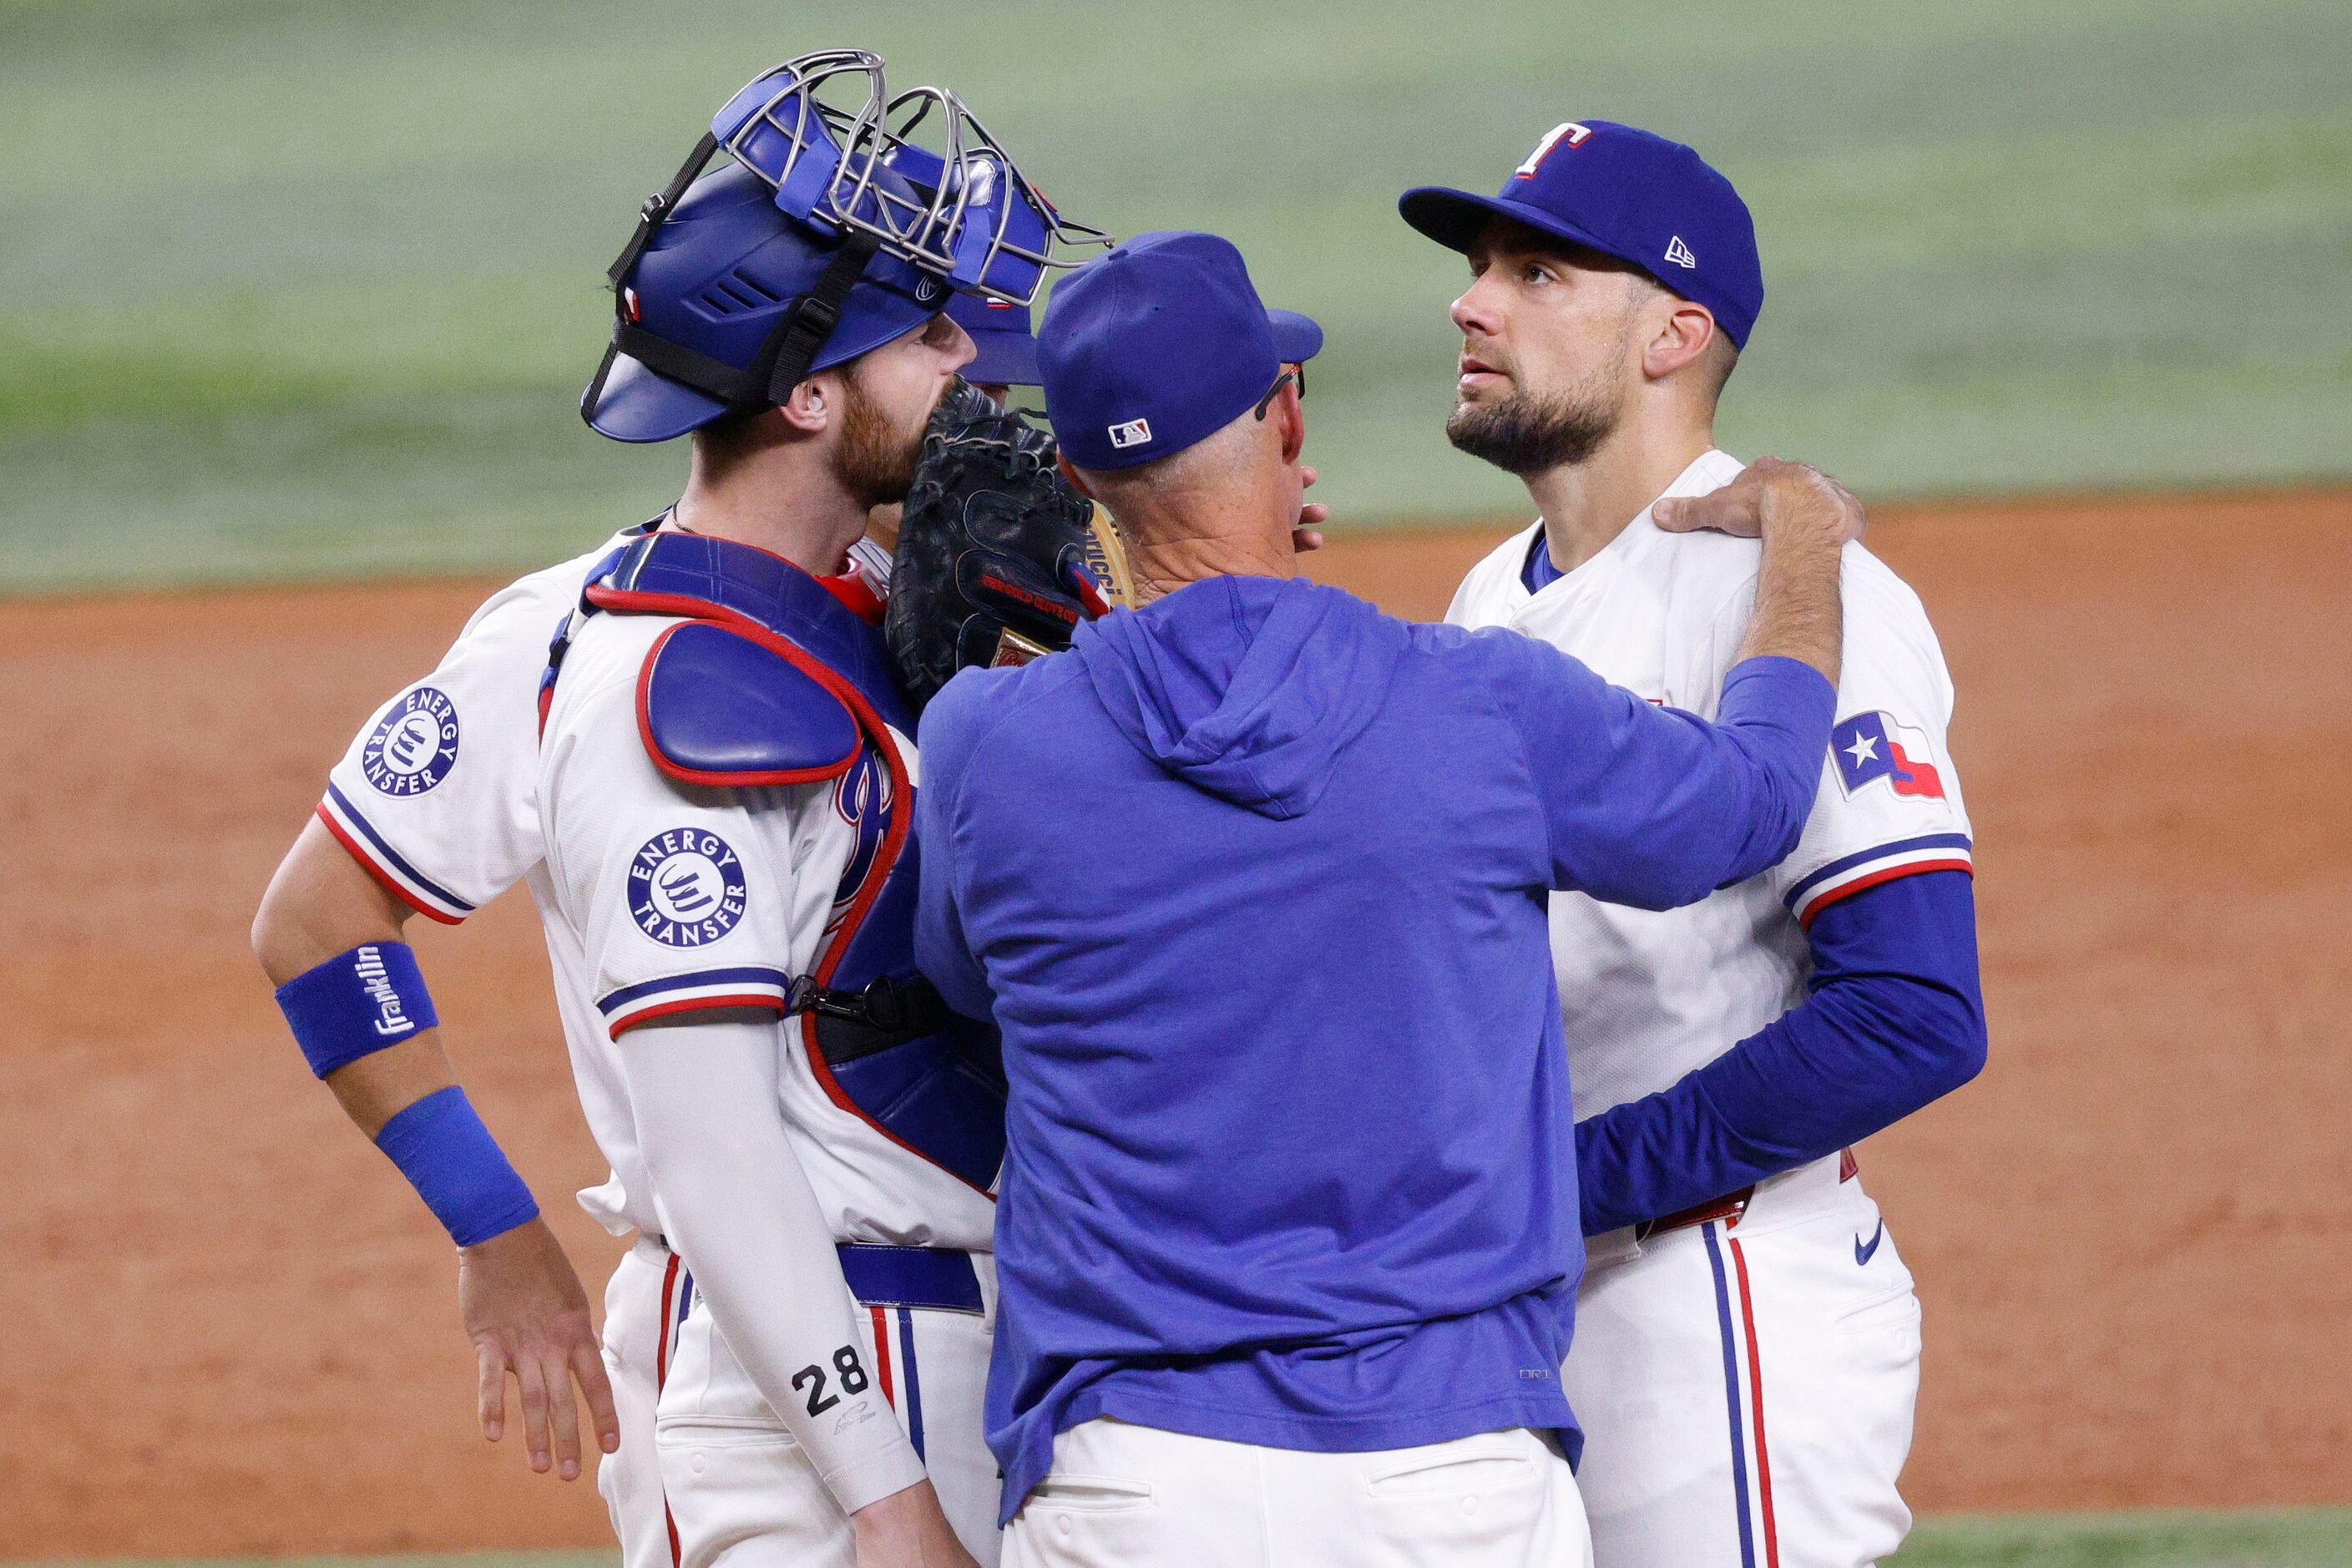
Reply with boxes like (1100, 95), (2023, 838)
(1855, 1221), (1886, 1266)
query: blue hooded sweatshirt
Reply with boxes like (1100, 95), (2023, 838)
(913, 574), (1834, 1522)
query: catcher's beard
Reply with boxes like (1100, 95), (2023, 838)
(835, 372), (930, 507)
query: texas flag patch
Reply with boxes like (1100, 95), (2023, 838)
(1832, 711), (1945, 800)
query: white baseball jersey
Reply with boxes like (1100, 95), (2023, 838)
(318, 528), (655, 1234)
(1445, 449), (1972, 1118)
(534, 606), (997, 1254)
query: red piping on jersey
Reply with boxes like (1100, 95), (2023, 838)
(605, 992), (791, 1041)
(313, 802), (466, 926)
(587, 585), (996, 1201)
(1728, 1237), (1782, 1568)
(633, 622), (861, 789)
(1797, 857), (1974, 928)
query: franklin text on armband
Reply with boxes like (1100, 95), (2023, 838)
(353, 945), (421, 1037)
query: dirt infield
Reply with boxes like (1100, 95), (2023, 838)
(3, 490), (2345, 1555)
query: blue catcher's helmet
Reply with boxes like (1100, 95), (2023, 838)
(584, 160), (950, 443)
(585, 50), (1105, 443)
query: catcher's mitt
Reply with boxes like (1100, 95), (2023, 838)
(886, 378), (1132, 711)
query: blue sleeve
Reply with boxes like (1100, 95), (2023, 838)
(912, 685), (996, 1023)
(1575, 868), (1987, 1235)
(1483, 635), (1837, 908)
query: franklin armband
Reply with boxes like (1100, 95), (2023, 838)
(275, 944), (536, 1246)
(276, 942), (440, 1078)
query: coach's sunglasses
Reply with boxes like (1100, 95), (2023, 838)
(1253, 363), (1307, 420)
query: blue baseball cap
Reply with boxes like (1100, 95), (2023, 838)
(1039, 230), (1323, 470)
(946, 292), (1041, 387)
(1399, 121), (1762, 347)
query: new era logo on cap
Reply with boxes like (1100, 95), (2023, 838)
(1108, 417), (1153, 449)
(1664, 235), (1697, 269)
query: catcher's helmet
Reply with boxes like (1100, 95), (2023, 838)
(585, 49), (1106, 443)
(583, 159), (950, 443)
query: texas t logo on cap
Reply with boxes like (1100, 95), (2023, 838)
(1515, 123), (1592, 179)
(1109, 417), (1153, 449)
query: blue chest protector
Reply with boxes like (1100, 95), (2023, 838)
(544, 531), (1006, 1196)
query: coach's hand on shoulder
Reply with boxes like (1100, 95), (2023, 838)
(1653, 456), (1867, 546)
(458, 1216), (620, 1480)
(852, 1479), (979, 1568)
(1685, 458), (1865, 686)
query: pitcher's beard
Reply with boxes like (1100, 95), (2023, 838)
(1446, 376), (1626, 476)
(837, 372), (930, 506)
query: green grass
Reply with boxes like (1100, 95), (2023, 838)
(1894, 1507), (2352, 1565)
(19, 1510), (2352, 1568)
(3, 0), (2348, 590)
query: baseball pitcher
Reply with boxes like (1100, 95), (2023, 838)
(1402, 122), (1988, 1568)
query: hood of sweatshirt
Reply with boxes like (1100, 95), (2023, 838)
(1071, 574), (1407, 819)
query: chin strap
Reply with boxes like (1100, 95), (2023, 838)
(609, 133), (721, 291)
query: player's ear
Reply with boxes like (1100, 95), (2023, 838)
(774, 372), (836, 435)
(1641, 299), (1717, 382)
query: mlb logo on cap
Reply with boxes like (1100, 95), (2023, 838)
(1039, 230), (1323, 471)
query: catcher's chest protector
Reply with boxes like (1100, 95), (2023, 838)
(544, 531), (1007, 1194)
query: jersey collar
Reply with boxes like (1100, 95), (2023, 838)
(1520, 448), (1744, 601)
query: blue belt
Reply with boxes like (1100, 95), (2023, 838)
(836, 1244), (984, 1315)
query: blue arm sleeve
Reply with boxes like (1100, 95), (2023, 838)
(1485, 637), (1838, 908)
(1576, 868), (1987, 1235)
(913, 690), (995, 1023)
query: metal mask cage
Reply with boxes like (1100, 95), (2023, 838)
(712, 49), (890, 240)
(847, 85), (1111, 305)
(717, 59), (1110, 306)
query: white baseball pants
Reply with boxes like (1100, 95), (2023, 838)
(652, 1249), (1001, 1568)
(598, 1237), (675, 1568)
(1565, 1155), (1921, 1568)
(1002, 1419), (1593, 1568)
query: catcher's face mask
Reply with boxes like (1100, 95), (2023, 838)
(589, 49), (1108, 442)
(712, 52), (1110, 306)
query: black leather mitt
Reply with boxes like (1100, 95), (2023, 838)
(886, 378), (1121, 712)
